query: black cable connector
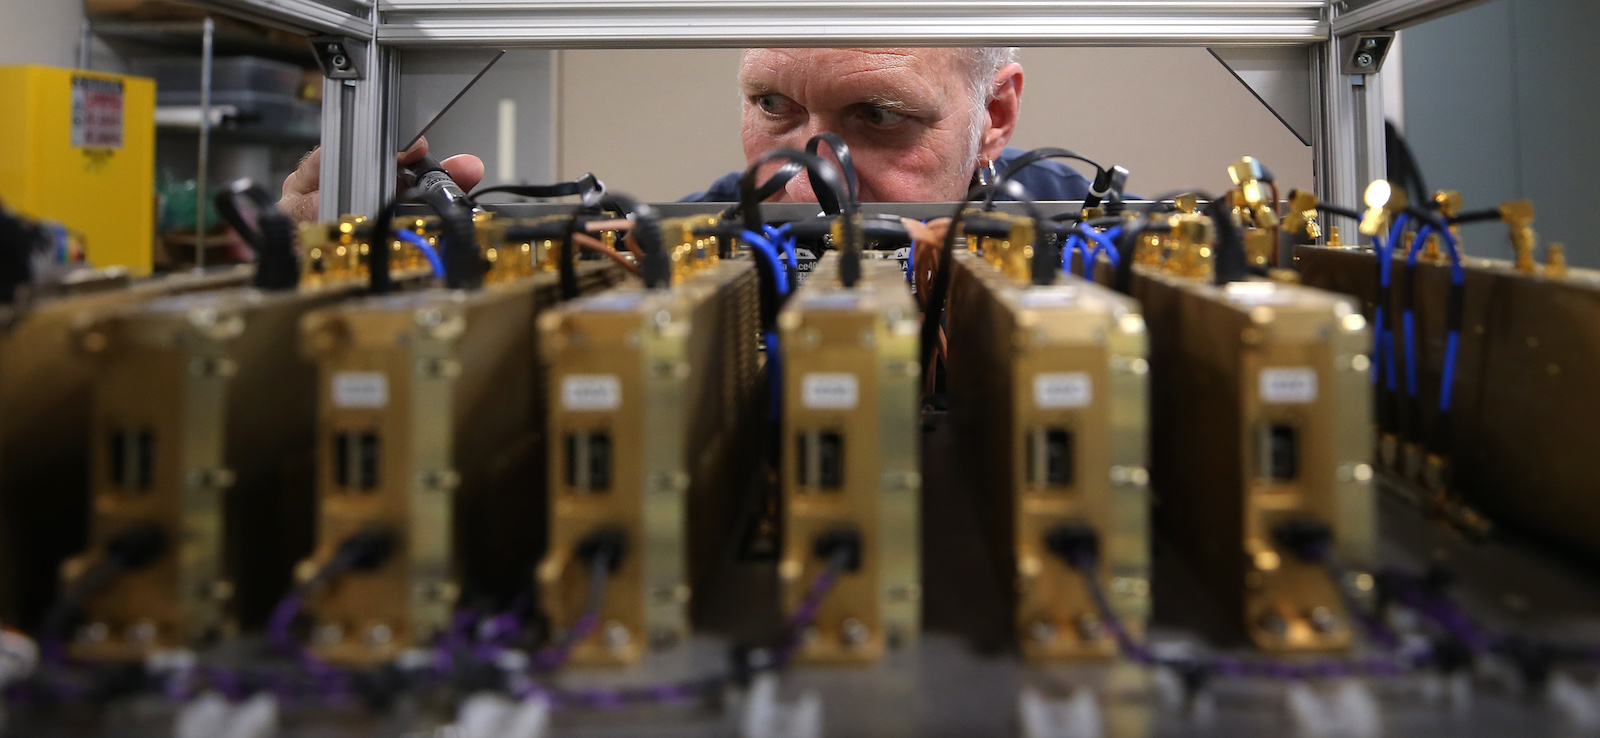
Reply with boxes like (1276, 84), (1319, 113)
(214, 180), (299, 291)
(1044, 523), (1100, 569)
(1271, 518), (1332, 563)
(576, 529), (627, 574)
(330, 527), (398, 572)
(104, 525), (169, 570)
(812, 529), (861, 572)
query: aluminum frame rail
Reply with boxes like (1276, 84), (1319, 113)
(178, 0), (1485, 233)
(374, 1), (1327, 48)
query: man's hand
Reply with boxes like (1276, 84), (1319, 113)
(278, 137), (486, 224)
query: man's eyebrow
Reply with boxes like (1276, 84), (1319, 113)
(861, 94), (929, 115)
(739, 80), (778, 96)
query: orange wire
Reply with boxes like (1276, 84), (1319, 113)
(620, 230), (646, 262)
(572, 232), (639, 276)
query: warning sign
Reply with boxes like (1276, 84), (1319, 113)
(71, 77), (124, 149)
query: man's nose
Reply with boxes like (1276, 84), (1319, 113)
(784, 166), (819, 204)
(781, 121), (850, 204)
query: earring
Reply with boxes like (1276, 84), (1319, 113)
(975, 157), (998, 187)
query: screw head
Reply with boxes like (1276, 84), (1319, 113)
(841, 618), (869, 647)
(1310, 607), (1342, 634)
(80, 622), (109, 644)
(366, 622), (393, 647)
(1259, 613), (1289, 638)
(126, 620), (157, 646)
(1077, 613), (1105, 642)
(603, 621), (631, 650)
(316, 623), (344, 645)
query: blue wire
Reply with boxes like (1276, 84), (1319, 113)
(741, 229), (790, 420)
(396, 228), (446, 278)
(1062, 234), (1087, 272)
(1435, 225), (1465, 413)
(1440, 331), (1460, 413)
(1399, 221), (1466, 414)
(1378, 213), (1412, 394)
(764, 223), (797, 287)
(740, 229), (789, 295)
(51, 223), (70, 263)
(1400, 223), (1438, 400)
(763, 330), (782, 419)
(1076, 225), (1120, 277)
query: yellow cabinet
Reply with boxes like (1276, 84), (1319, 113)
(0, 66), (155, 276)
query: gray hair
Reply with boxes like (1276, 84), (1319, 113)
(958, 47), (1020, 168)
(959, 47), (1019, 99)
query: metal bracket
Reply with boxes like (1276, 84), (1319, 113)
(1209, 46), (1315, 146)
(309, 35), (366, 80)
(1339, 32), (1396, 75)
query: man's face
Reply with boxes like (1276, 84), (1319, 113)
(739, 48), (983, 203)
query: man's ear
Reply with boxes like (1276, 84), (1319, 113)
(979, 62), (1024, 164)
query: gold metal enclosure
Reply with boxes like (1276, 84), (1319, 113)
(946, 251), (1150, 661)
(1294, 245), (1600, 561)
(298, 264), (621, 665)
(1133, 268), (1374, 651)
(66, 283), (362, 660)
(778, 253), (921, 664)
(538, 260), (760, 666)
(0, 267), (252, 627)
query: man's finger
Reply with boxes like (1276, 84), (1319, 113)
(441, 154), (485, 194)
(398, 136), (429, 166)
(283, 146), (322, 198)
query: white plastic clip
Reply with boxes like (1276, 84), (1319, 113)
(457, 692), (551, 738)
(1019, 686), (1103, 738)
(1548, 673), (1600, 731)
(741, 673), (821, 738)
(1285, 679), (1379, 737)
(175, 692), (278, 738)
(1149, 665), (1215, 725)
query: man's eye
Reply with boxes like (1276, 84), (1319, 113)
(755, 94), (793, 116)
(861, 107), (909, 127)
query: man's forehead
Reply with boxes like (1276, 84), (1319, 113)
(739, 47), (965, 87)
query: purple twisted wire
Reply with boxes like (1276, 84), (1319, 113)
(1074, 552), (1423, 680)
(771, 553), (848, 669)
(519, 554), (848, 712)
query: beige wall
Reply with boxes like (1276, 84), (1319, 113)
(0, 0), (84, 69)
(556, 49), (747, 201)
(556, 47), (1312, 202)
(1009, 47), (1311, 197)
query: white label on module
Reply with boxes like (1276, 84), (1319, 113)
(802, 373), (859, 410)
(1260, 367), (1318, 404)
(333, 372), (388, 408)
(561, 375), (621, 411)
(1034, 372), (1092, 409)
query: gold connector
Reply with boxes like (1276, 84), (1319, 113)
(1282, 190), (1321, 241)
(1500, 200), (1537, 273)
(1358, 181), (1406, 237)
(1546, 242), (1568, 278)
